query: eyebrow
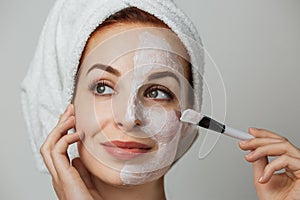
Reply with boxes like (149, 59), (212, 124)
(86, 63), (121, 77)
(147, 71), (180, 85)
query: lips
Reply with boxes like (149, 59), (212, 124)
(101, 140), (152, 160)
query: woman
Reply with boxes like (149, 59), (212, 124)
(21, 1), (300, 199)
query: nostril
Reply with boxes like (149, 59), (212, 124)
(116, 119), (142, 130)
(117, 120), (142, 129)
(134, 119), (142, 126)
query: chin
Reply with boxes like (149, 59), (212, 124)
(120, 166), (170, 186)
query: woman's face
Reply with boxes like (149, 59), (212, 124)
(73, 23), (195, 186)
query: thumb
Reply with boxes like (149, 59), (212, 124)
(72, 157), (94, 189)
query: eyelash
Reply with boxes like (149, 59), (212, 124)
(88, 80), (115, 96)
(144, 85), (175, 101)
(88, 79), (175, 101)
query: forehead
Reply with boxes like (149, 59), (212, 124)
(84, 23), (188, 56)
(79, 23), (190, 74)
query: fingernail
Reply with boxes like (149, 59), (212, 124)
(239, 140), (248, 145)
(77, 130), (85, 140)
(250, 127), (257, 132)
(70, 104), (75, 115)
(65, 104), (71, 113)
(258, 176), (264, 183)
(246, 151), (255, 158)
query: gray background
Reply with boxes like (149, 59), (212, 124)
(1, 0), (299, 199)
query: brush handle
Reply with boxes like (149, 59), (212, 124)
(198, 116), (225, 133)
(224, 126), (254, 140)
(192, 112), (254, 140)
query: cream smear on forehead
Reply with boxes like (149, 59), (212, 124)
(120, 31), (186, 185)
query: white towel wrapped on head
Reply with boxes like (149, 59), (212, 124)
(21, 0), (205, 173)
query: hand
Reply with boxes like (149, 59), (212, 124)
(239, 128), (300, 200)
(40, 104), (102, 200)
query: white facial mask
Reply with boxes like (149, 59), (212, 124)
(117, 31), (183, 184)
(76, 27), (196, 185)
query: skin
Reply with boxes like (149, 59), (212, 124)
(73, 23), (190, 190)
(40, 23), (300, 200)
(239, 128), (300, 199)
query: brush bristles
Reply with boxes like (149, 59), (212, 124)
(180, 109), (202, 124)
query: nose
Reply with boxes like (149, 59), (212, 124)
(117, 119), (142, 130)
(113, 89), (144, 132)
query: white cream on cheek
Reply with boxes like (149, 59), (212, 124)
(127, 31), (185, 137)
(120, 110), (181, 185)
(119, 31), (186, 185)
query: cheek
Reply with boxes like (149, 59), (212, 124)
(148, 109), (182, 143)
(77, 142), (123, 185)
(93, 100), (115, 136)
(74, 92), (96, 133)
(74, 92), (113, 135)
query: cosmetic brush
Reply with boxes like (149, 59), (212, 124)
(180, 109), (254, 140)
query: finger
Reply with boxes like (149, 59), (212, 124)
(51, 132), (81, 180)
(51, 132), (95, 200)
(245, 142), (300, 162)
(40, 151), (58, 179)
(252, 155), (269, 184)
(72, 158), (94, 189)
(40, 116), (75, 178)
(58, 104), (74, 123)
(248, 127), (284, 139)
(239, 137), (282, 151)
(43, 104), (75, 150)
(44, 116), (75, 148)
(260, 154), (300, 183)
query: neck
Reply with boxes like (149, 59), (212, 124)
(92, 175), (166, 200)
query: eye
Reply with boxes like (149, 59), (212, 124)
(89, 80), (115, 96)
(145, 86), (174, 100)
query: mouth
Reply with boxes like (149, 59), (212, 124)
(101, 140), (153, 160)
